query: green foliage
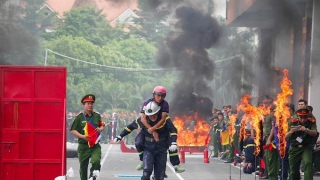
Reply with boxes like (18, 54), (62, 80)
(107, 37), (157, 68)
(130, 0), (172, 43)
(46, 6), (124, 46)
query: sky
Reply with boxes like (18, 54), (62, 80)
(213, 0), (226, 18)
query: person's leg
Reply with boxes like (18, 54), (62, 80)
(135, 133), (145, 170)
(89, 144), (102, 179)
(154, 150), (167, 180)
(265, 149), (279, 180)
(78, 144), (91, 180)
(288, 147), (302, 180)
(302, 147), (313, 180)
(212, 132), (218, 157)
(279, 148), (289, 180)
(141, 150), (154, 180)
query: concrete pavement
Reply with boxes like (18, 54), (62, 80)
(66, 143), (320, 180)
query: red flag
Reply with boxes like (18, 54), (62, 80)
(84, 122), (101, 148)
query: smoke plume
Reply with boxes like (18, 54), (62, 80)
(156, 5), (222, 118)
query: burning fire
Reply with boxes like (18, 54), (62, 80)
(238, 94), (263, 156)
(228, 114), (237, 145)
(174, 112), (210, 146)
(274, 69), (293, 158)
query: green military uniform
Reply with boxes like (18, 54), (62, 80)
(264, 114), (279, 180)
(70, 94), (104, 180)
(226, 121), (240, 162)
(288, 108), (317, 180)
(212, 123), (220, 157)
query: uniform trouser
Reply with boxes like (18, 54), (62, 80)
(212, 132), (219, 157)
(135, 133), (180, 166)
(289, 146), (313, 180)
(77, 143), (101, 180)
(278, 148), (289, 180)
(265, 149), (279, 180)
(243, 162), (256, 174)
(142, 143), (167, 180)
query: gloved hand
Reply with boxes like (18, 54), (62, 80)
(169, 142), (177, 152)
(114, 136), (122, 143)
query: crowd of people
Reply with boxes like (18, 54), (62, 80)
(208, 96), (320, 180)
(66, 86), (320, 180)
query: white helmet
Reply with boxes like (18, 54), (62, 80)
(144, 101), (161, 116)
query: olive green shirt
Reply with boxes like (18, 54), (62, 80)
(70, 111), (103, 144)
(287, 118), (317, 147)
(263, 115), (273, 135)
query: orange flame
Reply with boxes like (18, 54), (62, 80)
(238, 94), (263, 155)
(228, 114), (237, 145)
(174, 112), (210, 146)
(274, 69), (293, 158)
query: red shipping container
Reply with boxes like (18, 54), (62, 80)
(0, 66), (66, 180)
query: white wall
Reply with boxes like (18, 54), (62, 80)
(309, 0), (320, 131)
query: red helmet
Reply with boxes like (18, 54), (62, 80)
(153, 86), (167, 97)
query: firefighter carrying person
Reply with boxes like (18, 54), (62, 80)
(134, 86), (184, 174)
(114, 101), (180, 180)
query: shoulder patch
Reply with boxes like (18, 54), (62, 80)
(308, 118), (316, 123)
(94, 111), (100, 114)
(76, 112), (82, 117)
(291, 118), (298, 123)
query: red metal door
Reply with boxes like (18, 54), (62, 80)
(0, 66), (66, 180)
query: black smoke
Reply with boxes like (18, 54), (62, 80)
(156, 6), (222, 118)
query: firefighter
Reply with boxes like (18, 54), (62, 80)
(242, 129), (257, 174)
(285, 108), (318, 180)
(114, 101), (179, 180)
(134, 86), (184, 173)
(70, 94), (105, 180)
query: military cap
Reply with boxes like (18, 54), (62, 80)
(81, 94), (95, 103)
(296, 108), (310, 116)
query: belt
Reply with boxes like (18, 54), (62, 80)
(145, 137), (166, 142)
(292, 144), (309, 148)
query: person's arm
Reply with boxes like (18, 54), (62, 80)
(300, 123), (318, 136)
(150, 112), (167, 132)
(140, 113), (153, 132)
(95, 116), (105, 133)
(285, 126), (298, 139)
(266, 124), (274, 145)
(71, 130), (88, 140)
(114, 118), (139, 142)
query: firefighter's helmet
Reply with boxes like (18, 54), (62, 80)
(153, 86), (167, 97)
(144, 101), (161, 116)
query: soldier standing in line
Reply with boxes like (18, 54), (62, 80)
(208, 116), (219, 157)
(285, 108), (318, 180)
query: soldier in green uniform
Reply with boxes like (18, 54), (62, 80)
(70, 94), (105, 180)
(208, 116), (219, 157)
(224, 110), (239, 163)
(264, 106), (279, 180)
(285, 108), (318, 180)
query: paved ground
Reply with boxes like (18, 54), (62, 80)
(66, 143), (320, 180)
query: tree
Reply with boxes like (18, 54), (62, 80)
(46, 6), (124, 46)
(130, 0), (171, 43)
(107, 37), (157, 68)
